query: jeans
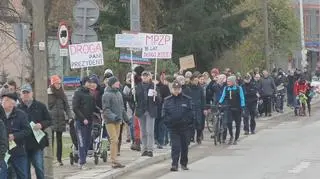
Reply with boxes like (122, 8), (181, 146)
(52, 131), (63, 162)
(76, 121), (92, 165)
(9, 155), (28, 179)
(106, 123), (121, 163)
(129, 117), (135, 142)
(0, 160), (7, 179)
(287, 92), (294, 107)
(155, 117), (166, 146)
(243, 102), (257, 133)
(170, 128), (189, 167)
(27, 149), (44, 179)
(139, 112), (155, 152)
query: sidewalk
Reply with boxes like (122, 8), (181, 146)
(54, 98), (320, 179)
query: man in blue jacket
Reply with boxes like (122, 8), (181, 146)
(1, 93), (31, 179)
(162, 80), (194, 172)
(219, 75), (245, 145)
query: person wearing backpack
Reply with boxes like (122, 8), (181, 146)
(219, 75), (246, 145)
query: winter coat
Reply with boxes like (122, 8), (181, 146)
(102, 87), (128, 124)
(72, 86), (98, 124)
(157, 82), (170, 119)
(242, 82), (258, 105)
(135, 82), (160, 118)
(0, 119), (7, 160)
(162, 93), (194, 130)
(185, 84), (205, 129)
(258, 76), (276, 96)
(18, 100), (52, 151)
(1, 107), (31, 156)
(287, 75), (295, 95)
(219, 85), (246, 110)
(206, 81), (225, 105)
(48, 87), (73, 132)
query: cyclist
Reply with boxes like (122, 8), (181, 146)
(219, 75), (245, 145)
(294, 76), (310, 116)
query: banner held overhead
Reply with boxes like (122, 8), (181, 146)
(68, 41), (104, 69)
(140, 33), (173, 59)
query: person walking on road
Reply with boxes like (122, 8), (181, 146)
(162, 80), (194, 172)
(1, 93), (31, 179)
(18, 84), (52, 179)
(219, 75), (246, 145)
(102, 77), (128, 168)
(72, 77), (98, 170)
(134, 71), (160, 157)
(258, 70), (276, 117)
(47, 75), (73, 166)
(242, 74), (259, 135)
(0, 116), (8, 179)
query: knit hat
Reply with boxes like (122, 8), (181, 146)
(81, 76), (92, 86)
(185, 71), (192, 78)
(89, 75), (100, 85)
(134, 66), (145, 76)
(2, 92), (18, 101)
(227, 75), (236, 85)
(108, 76), (119, 87)
(21, 84), (33, 92)
(104, 69), (113, 76)
(50, 75), (61, 85)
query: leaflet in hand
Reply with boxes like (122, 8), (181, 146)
(9, 140), (16, 150)
(30, 121), (45, 143)
(4, 151), (10, 165)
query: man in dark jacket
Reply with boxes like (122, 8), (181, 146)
(155, 73), (171, 149)
(134, 71), (160, 157)
(72, 77), (98, 170)
(286, 70), (295, 107)
(1, 93), (31, 179)
(258, 70), (276, 117)
(18, 84), (52, 179)
(185, 74), (205, 144)
(274, 69), (287, 113)
(242, 74), (259, 135)
(162, 80), (193, 172)
(0, 118), (8, 178)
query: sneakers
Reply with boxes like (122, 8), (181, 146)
(233, 140), (238, 145)
(228, 137), (234, 145)
(170, 166), (178, 172)
(78, 164), (89, 170)
(181, 165), (189, 170)
(147, 151), (153, 157)
(244, 131), (249, 135)
(112, 162), (125, 169)
(141, 151), (148, 156)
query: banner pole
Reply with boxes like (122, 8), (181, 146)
(130, 49), (136, 102)
(153, 57), (158, 101)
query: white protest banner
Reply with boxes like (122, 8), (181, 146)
(69, 41), (104, 69)
(115, 33), (142, 48)
(140, 33), (173, 59)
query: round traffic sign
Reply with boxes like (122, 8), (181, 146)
(73, 0), (100, 26)
(58, 22), (69, 48)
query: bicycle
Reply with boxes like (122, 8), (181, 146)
(205, 104), (228, 145)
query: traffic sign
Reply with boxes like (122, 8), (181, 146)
(58, 21), (69, 48)
(73, 0), (100, 26)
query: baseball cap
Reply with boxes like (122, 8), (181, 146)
(21, 84), (32, 93)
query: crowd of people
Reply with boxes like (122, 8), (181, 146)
(0, 65), (315, 178)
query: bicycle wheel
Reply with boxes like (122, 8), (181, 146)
(214, 114), (221, 146)
(206, 113), (215, 133)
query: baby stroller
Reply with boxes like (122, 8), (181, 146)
(69, 112), (109, 165)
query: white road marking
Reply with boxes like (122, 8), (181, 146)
(288, 161), (311, 174)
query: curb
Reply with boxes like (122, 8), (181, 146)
(99, 143), (197, 179)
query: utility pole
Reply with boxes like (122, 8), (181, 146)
(299, 0), (307, 68)
(31, 0), (53, 178)
(262, 0), (270, 71)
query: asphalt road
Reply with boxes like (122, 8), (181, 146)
(120, 104), (320, 179)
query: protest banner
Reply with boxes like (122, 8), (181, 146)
(68, 41), (104, 69)
(140, 33), (173, 59)
(179, 55), (195, 70)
